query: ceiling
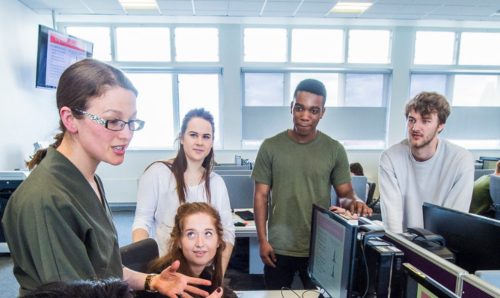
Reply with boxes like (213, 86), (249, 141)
(18, 0), (500, 22)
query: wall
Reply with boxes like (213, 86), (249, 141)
(0, 0), (54, 170)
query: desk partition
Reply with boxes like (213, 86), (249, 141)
(461, 274), (500, 298)
(384, 231), (467, 296)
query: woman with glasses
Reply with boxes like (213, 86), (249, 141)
(132, 109), (235, 273)
(2, 59), (221, 298)
(144, 203), (234, 298)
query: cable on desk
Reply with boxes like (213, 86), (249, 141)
(300, 288), (321, 297)
(280, 287), (301, 298)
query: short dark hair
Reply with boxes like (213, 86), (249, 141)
(405, 92), (450, 125)
(24, 278), (132, 298)
(293, 79), (327, 106)
(350, 162), (364, 176)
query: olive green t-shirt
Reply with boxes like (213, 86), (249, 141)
(252, 130), (351, 257)
(470, 174), (492, 215)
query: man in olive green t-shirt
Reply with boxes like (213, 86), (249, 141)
(252, 79), (372, 290)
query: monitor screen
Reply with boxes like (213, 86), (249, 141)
(36, 25), (93, 89)
(403, 263), (459, 298)
(219, 174), (253, 209)
(309, 204), (358, 298)
(423, 203), (500, 273)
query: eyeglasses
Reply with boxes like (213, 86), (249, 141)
(73, 109), (145, 132)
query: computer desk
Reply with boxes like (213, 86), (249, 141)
(233, 208), (263, 274)
(236, 290), (319, 298)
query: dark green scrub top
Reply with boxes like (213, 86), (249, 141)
(2, 147), (122, 296)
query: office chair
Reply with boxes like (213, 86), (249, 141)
(489, 174), (500, 220)
(120, 238), (159, 272)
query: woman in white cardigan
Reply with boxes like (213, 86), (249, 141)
(132, 108), (235, 273)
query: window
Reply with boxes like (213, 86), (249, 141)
(414, 31), (455, 65)
(242, 71), (388, 147)
(291, 29), (344, 63)
(244, 73), (284, 106)
(452, 75), (500, 106)
(345, 74), (385, 107)
(409, 73), (500, 149)
(65, 26), (112, 61)
(116, 27), (170, 62)
(244, 28), (287, 62)
(410, 74), (447, 99)
(126, 73), (174, 148)
(175, 28), (218, 62)
(459, 32), (500, 65)
(348, 30), (391, 64)
(178, 74), (221, 145)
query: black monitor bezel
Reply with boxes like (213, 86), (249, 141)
(308, 204), (358, 298)
(422, 202), (500, 273)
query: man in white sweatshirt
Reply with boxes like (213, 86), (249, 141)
(379, 92), (474, 233)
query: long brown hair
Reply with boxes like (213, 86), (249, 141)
(27, 59), (137, 169)
(166, 108), (215, 204)
(149, 203), (226, 290)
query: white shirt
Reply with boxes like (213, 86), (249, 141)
(378, 139), (474, 233)
(132, 162), (235, 256)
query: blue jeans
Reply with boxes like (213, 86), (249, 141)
(263, 254), (316, 290)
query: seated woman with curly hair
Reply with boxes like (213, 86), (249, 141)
(143, 202), (236, 298)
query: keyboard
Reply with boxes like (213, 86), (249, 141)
(235, 210), (254, 221)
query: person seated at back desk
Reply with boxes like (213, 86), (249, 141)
(470, 160), (500, 216)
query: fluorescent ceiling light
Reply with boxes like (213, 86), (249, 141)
(118, 0), (158, 10)
(330, 2), (372, 14)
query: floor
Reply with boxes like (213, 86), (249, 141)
(0, 210), (265, 297)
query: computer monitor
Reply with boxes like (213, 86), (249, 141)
(403, 263), (459, 298)
(423, 203), (500, 273)
(220, 174), (253, 209)
(479, 156), (500, 170)
(309, 204), (358, 298)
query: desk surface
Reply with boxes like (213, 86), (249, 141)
(233, 209), (257, 237)
(236, 290), (320, 298)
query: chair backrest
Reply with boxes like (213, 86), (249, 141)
(490, 175), (500, 205)
(474, 169), (494, 181)
(331, 175), (368, 204)
(120, 238), (159, 272)
(490, 175), (500, 220)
